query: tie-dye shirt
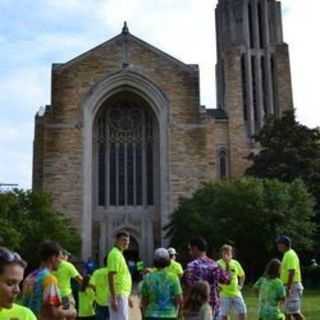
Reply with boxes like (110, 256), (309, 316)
(22, 268), (62, 318)
(141, 270), (182, 318)
(183, 256), (230, 312)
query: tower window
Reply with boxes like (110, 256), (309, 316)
(241, 55), (248, 122)
(217, 148), (228, 179)
(258, 1), (264, 48)
(271, 55), (279, 116)
(248, 2), (254, 48)
(251, 56), (258, 127)
(261, 56), (268, 116)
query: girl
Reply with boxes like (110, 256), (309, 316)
(257, 259), (286, 320)
(183, 281), (213, 320)
(78, 275), (95, 320)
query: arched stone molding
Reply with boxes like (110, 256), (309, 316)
(81, 69), (170, 260)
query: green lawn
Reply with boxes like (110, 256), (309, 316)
(240, 289), (320, 320)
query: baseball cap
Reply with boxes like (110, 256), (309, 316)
(154, 248), (170, 260)
(276, 235), (291, 247)
(167, 247), (177, 256)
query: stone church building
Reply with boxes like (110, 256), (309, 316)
(33, 0), (293, 263)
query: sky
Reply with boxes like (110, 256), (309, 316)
(0, 0), (319, 189)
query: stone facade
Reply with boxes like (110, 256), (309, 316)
(33, 0), (293, 263)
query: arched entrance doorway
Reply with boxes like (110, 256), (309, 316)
(81, 70), (170, 264)
(93, 91), (160, 264)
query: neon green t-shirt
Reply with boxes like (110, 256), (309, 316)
(107, 247), (132, 297)
(0, 303), (37, 320)
(78, 288), (96, 317)
(218, 259), (245, 298)
(90, 267), (109, 306)
(280, 249), (302, 284)
(52, 260), (80, 297)
(165, 260), (184, 278)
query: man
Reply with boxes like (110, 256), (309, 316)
(183, 237), (230, 319)
(22, 240), (77, 319)
(0, 246), (36, 319)
(107, 231), (133, 320)
(52, 249), (83, 310)
(141, 248), (183, 319)
(217, 244), (247, 320)
(90, 257), (110, 320)
(165, 247), (183, 279)
(276, 235), (304, 320)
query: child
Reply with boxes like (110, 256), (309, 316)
(217, 244), (247, 320)
(78, 275), (96, 320)
(256, 259), (286, 320)
(183, 281), (213, 320)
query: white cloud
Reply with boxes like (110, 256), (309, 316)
(1, 0), (319, 190)
(0, 123), (33, 188)
(282, 0), (320, 127)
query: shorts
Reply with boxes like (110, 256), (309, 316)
(109, 296), (129, 320)
(96, 304), (110, 320)
(220, 295), (247, 317)
(284, 282), (304, 314)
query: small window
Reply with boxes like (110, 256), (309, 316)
(218, 149), (228, 179)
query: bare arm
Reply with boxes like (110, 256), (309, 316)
(74, 275), (83, 285)
(175, 294), (183, 318)
(287, 270), (295, 293)
(47, 304), (77, 319)
(108, 271), (118, 311)
(141, 296), (149, 313)
(239, 275), (245, 289)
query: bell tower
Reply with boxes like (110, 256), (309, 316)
(215, 0), (293, 137)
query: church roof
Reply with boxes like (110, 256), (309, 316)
(206, 108), (228, 120)
(53, 22), (198, 73)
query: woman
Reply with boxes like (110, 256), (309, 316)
(141, 248), (183, 320)
(0, 246), (36, 319)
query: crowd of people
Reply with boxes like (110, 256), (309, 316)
(0, 231), (304, 320)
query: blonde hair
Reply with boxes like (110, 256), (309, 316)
(220, 244), (233, 254)
(184, 281), (210, 313)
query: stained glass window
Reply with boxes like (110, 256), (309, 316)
(96, 101), (155, 208)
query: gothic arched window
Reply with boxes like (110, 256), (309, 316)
(217, 148), (228, 179)
(95, 99), (156, 208)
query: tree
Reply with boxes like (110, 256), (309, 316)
(0, 190), (81, 268)
(165, 178), (316, 278)
(246, 110), (320, 220)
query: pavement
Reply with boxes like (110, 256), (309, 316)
(129, 295), (142, 320)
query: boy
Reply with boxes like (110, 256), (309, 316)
(217, 244), (247, 320)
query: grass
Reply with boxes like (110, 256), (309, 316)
(240, 289), (320, 320)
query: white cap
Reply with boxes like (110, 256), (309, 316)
(154, 248), (170, 260)
(167, 247), (177, 256)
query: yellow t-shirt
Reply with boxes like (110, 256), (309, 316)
(90, 267), (109, 306)
(165, 260), (184, 278)
(78, 288), (96, 317)
(217, 259), (245, 298)
(0, 303), (37, 320)
(107, 247), (132, 297)
(280, 249), (302, 284)
(52, 260), (80, 297)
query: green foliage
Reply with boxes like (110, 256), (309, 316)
(165, 178), (316, 275)
(246, 111), (320, 216)
(0, 190), (81, 267)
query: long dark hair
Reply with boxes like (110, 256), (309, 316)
(264, 259), (281, 279)
(184, 281), (210, 313)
